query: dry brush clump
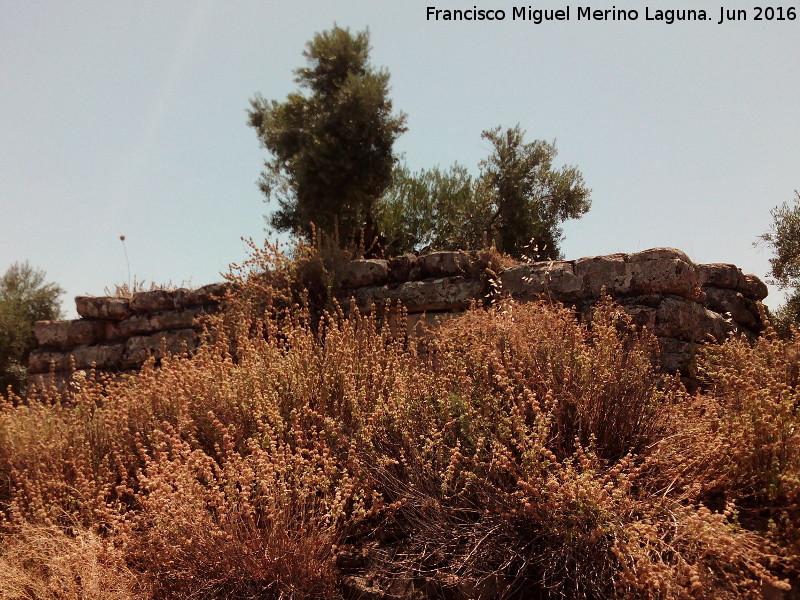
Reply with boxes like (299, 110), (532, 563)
(0, 243), (798, 599)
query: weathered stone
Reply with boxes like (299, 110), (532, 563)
(697, 263), (747, 290)
(28, 344), (125, 373)
(184, 282), (230, 307)
(34, 319), (105, 349)
(627, 253), (699, 298)
(620, 304), (657, 332)
(130, 289), (179, 313)
(117, 308), (205, 337)
(343, 277), (486, 313)
(629, 247), (693, 263)
(702, 286), (762, 330)
(75, 296), (132, 320)
(395, 277), (486, 312)
(499, 261), (584, 301)
(739, 273), (768, 301)
(28, 350), (71, 374)
(417, 251), (478, 278)
(386, 254), (418, 282)
(337, 259), (390, 289)
(70, 344), (126, 370)
(574, 249), (699, 299)
(573, 253), (631, 296)
(654, 296), (732, 342)
(122, 329), (199, 368)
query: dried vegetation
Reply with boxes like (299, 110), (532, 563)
(1, 242), (798, 599)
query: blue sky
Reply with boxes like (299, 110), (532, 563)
(2, 1), (798, 316)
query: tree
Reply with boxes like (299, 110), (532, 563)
(479, 125), (591, 259)
(248, 26), (407, 249)
(376, 163), (493, 255)
(0, 262), (63, 395)
(758, 190), (800, 334)
(376, 125), (591, 259)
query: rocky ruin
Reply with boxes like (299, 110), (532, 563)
(28, 248), (768, 394)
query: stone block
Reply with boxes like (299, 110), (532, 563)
(122, 329), (199, 368)
(654, 296), (732, 342)
(499, 261), (584, 301)
(34, 319), (105, 349)
(574, 249), (699, 299)
(394, 277), (485, 312)
(28, 344), (125, 373)
(337, 259), (390, 288)
(627, 255), (699, 298)
(130, 289), (178, 313)
(70, 344), (125, 370)
(386, 254), (418, 282)
(697, 263), (746, 290)
(574, 253), (631, 296)
(702, 286), (762, 330)
(417, 251), (478, 278)
(629, 247), (693, 263)
(183, 282), (230, 308)
(343, 277), (485, 313)
(739, 274), (768, 301)
(28, 350), (71, 374)
(75, 296), (132, 320)
(117, 308), (205, 337)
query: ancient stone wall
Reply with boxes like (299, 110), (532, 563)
(27, 283), (228, 393)
(28, 248), (767, 393)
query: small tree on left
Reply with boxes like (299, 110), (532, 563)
(248, 26), (407, 250)
(0, 262), (63, 395)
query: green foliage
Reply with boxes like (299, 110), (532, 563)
(480, 125), (591, 259)
(760, 191), (800, 289)
(759, 190), (800, 334)
(0, 262), (63, 394)
(377, 125), (591, 259)
(248, 26), (407, 248)
(375, 163), (492, 254)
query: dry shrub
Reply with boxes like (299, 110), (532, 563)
(0, 523), (145, 600)
(1, 243), (799, 599)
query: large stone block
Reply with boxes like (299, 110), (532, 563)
(499, 261), (584, 301)
(702, 286), (762, 330)
(28, 344), (125, 373)
(629, 248), (693, 263)
(117, 308), (206, 337)
(654, 296), (732, 342)
(130, 289), (179, 313)
(417, 251), (479, 278)
(740, 274), (768, 301)
(75, 296), (132, 320)
(697, 263), (748, 290)
(337, 259), (390, 288)
(122, 328), (199, 368)
(183, 282), (230, 308)
(70, 344), (126, 370)
(626, 251), (699, 298)
(342, 277), (486, 313)
(28, 349), (71, 374)
(574, 249), (698, 299)
(34, 319), (105, 349)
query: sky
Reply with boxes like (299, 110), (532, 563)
(2, 0), (798, 317)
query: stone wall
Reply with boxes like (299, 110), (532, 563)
(28, 248), (767, 393)
(27, 283), (229, 393)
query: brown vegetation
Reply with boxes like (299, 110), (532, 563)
(1, 244), (798, 599)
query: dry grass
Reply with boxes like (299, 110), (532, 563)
(0, 242), (798, 599)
